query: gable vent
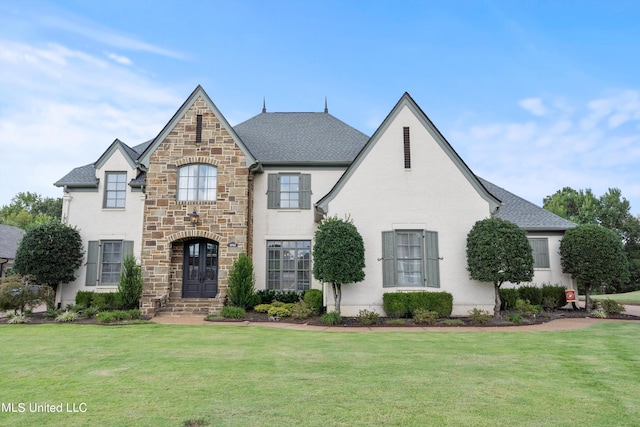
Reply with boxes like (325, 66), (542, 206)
(196, 114), (203, 144)
(403, 127), (411, 169)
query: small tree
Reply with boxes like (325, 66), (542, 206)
(227, 253), (259, 310)
(118, 255), (143, 310)
(0, 275), (41, 315)
(560, 224), (629, 313)
(312, 216), (365, 315)
(466, 218), (534, 317)
(12, 221), (84, 304)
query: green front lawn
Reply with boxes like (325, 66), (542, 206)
(589, 290), (640, 304)
(1, 322), (639, 426)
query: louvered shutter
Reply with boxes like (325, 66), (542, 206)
(424, 231), (440, 287)
(299, 174), (311, 209)
(382, 231), (396, 287)
(85, 241), (99, 286)
(267, 174), (279, 208)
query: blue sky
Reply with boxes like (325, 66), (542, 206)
(1, 0), (639, 214)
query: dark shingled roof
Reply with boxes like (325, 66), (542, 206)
(479, 177), (576, 231)
(54, 140), (153, 188)
(0, 224), (25, 259)
(234, 112), (369, 164)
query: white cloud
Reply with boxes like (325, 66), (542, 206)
(452, 91), (640, 215)
(106, 52), (133, 66)
(518, 97), (547, 116)
(0, 40), (184, 205)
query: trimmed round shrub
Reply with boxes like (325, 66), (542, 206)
(303, 289), (323, 315)
(518, 285), (543, 305)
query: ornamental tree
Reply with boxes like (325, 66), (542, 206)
(12, 221), (84, 304)
(312, 216), (365, 315)
(466, 218), (534, 317)
(560, 224), (629, 313)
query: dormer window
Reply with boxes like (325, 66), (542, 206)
(178, 164), (217, 201)
(104, 172), (127, 208)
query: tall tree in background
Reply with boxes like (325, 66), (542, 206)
(0, 192), (62, 229)
(312, 216), (365, 315)
(560, 224), (629, 312)
(544, 187), (640, 292)
(466, 218), (534, 318)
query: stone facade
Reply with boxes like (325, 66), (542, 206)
(140, 97), (249, 316)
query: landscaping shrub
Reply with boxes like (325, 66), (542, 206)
(7, 314), (29, 324)
(382, 293), (409, 318)
(44, 308), (60, 319)
(95, 309), (139, 324)
(273, 291), (301, 304)
(468, 308), (492, 324)
(499, 288), (518, 311)
(118, 255), (143, 310)
(91, 292), (121, 310)
(253, 304), (272, 313)
(599, 299), (625, 316)
(407, 292), (453, 318)
(38, 285), (56, 311)
(267, 305), (292, 318)
(83, 307), (100, 317)
(0, 275), (41, 315)
(515, 299), (541, 317)
(75, 291), (94, 308)
(227, 254), (260, 310)
(507, 313), (523, 324)
(441, 318), (464, 326)
(220, 306), (246, 319)
(303, 289), (323, 315)
(290, 302), (313, 319)
(413, 309), (438, 325)
(56, 310), (79, 322)
(321, 311), (341, 325)
(357, 309), (380, 325)
(518, 285), (543, 306)
(256, 289), (277, 304)
(541, 284), (567, 310)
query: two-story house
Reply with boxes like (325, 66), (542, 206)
(55, 86), (575, 316)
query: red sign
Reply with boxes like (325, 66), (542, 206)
(565, 289), (576, 302)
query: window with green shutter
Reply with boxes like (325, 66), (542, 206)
(528, 238), (550, 268)
(382, 230), (440, 288)
(85, 240), (134, 286)
(267, 173), (311, 209)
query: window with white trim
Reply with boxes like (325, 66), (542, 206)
(267, 240), (311, 291)
(178, 164), (217, 201)
(104, 172), (127, 208)
(382, 230), (440, 287)
(267, 173), (311, 209)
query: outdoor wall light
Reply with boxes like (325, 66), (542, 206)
(189, 210), (199, 226)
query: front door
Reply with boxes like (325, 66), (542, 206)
(182, 239), (218, 298)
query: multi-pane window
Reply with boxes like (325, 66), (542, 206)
(267, 173), (311, 209)
(100, 241), (123, 284)
(104, 172), (127, 208)
(382, 230), (440, 287)
(178, 164), (217, 201)
(85, 240), (134, 286)
(267, 240), (311, 291)
(528, 238), (550, 268)
(279, 175), (300, 208)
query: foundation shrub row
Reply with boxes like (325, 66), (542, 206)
(382, 292), (453, 319)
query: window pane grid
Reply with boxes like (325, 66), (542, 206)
(178, 164), (217, 201)
(280, 175), (300, 209)
(105, 172), (126, 208)
(266, 240), (311, 291)
(396, 231), (424, 286)
(100, 241), (123, 284)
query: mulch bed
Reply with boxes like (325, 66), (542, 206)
(1, 308), (637, 327)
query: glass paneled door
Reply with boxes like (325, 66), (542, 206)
(182, 239), (218, 298)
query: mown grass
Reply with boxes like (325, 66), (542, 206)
(0, 322), (639, 426)
(590, 290), (640, 304)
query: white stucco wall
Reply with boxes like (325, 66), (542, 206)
(252, 167), (346, 294)
(322, 104), (496, 316)
(59, 149), (144, 307)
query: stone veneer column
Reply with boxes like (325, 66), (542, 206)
(140, 97), (249, 316)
